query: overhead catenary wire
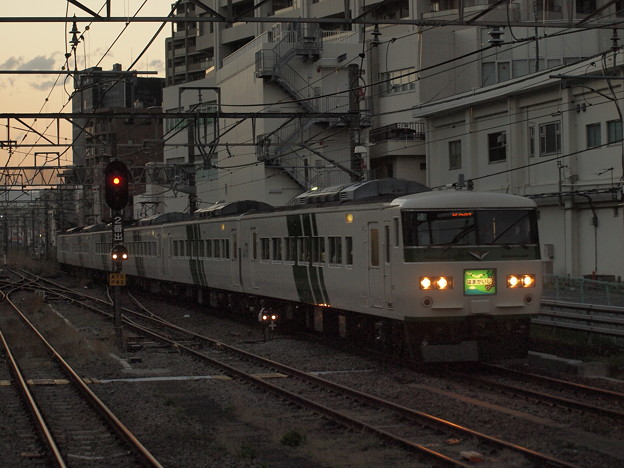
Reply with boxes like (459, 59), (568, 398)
(5, 3), (624, 202)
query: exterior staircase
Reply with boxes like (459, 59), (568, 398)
(255, 24), (361, 189)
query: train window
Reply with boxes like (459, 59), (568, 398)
(370, 228), (380, 267)
(214, 239), (221, 258)
(199, 240), (205, 257)
(346, 236), (353, 265)
(285, 237), (296, 262)
(479, 210), (538, 245)
(403, 211), (476, 246)
(252, 231), (257, 260)
(385, 226), (390, 263)
(206, 240), (212, 258)
(298, 237), (310, 264)
(261, 238), (270, 260)
(224, 239), (230, 259)
(312, 237), (325, 264)
(272, 238), (282, 261)
(329, 237), (342, 265)
(232, 230), (238, 259)
(402, 210), (539, 249)
(393, 218), (400, 247)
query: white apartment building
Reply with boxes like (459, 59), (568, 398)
(136, 0), (624, 278)
(414, 51), (624, 280)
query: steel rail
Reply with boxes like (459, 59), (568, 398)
(13, 272), (584, 467)
(1, 278), (162, 468)
(119, 294), (579, 468)
(448, 370), (624, 420)
(482, 363), (624, 400)
(0, 328), (66, 468)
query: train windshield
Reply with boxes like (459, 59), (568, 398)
(402, 209), (539, 248)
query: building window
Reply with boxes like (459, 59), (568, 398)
(380, 67), (417, 95)
(449, 140), (461, 170)
(539, 121), (561, 155)
(576, 0), (596, 14)
(529, 125), (535, 157)
(586, 123), (601, 148)
(488, 131), (506, 163)
(607, 120), (622, 144)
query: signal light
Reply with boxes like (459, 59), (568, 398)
(104, 160), (130, 210)
(111, 245), (129, 261)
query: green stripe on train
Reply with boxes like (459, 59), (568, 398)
(187, 224), (207, 287)
(287, 213), (329, 306)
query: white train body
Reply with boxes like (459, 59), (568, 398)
(58, 184), (543, 361)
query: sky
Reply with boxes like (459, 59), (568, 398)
(0, 1), (172, 167)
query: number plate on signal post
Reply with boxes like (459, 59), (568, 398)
(109, 273), (126, 286)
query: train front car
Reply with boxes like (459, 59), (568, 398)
(393, 190), (542, 362)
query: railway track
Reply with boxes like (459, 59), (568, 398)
(40, 277), (586, 466)
(0, 271), (162, 468)
(118, 293), (583, 467)
(9, 268), (616, 466)
(442, 363), (624, 420)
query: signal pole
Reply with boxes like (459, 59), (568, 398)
(104, 160), (130, 349)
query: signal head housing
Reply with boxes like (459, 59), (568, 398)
(104, 160), (130, 210)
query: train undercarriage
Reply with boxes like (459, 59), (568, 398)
(62, 265), (530, 363)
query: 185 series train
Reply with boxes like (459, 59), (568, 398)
(57, 179), (543, 362)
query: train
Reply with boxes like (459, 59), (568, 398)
(57, 178), (543, 362)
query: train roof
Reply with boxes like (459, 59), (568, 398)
(294, 178), (430, 205)
(392, 190), (537, 210)
(137, 212), (191, 226)
(194, 200), (274, 218)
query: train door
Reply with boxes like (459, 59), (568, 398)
(368, 222), (384, 308)
(162, 232), (171, 276)
(250, 227), (258, 289)
(231, 228), (241, 288)
(383, 222), (393, 308)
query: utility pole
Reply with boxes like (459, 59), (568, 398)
(348, 64), (362, 181)
(187, 118), (197, 215)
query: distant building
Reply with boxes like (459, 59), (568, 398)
(71, 64), (165, 224)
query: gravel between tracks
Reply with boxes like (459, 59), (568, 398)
(12, 275), (624, 467)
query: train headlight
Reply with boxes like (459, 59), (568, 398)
(507, 274), (536, 288)
(419, 276), (453, 290)
(111, 245), (129, 261)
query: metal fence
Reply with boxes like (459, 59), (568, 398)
(543, 274), (624, 307)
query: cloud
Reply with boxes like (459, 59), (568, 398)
(0, 54), (60, 71)
(149, 59), (165, 73)
(29, 79), (62, 92)
(0, 57), (24, 69)
(20, 55), (57, 70)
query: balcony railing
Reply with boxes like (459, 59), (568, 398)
(369, 122), (426, 144)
